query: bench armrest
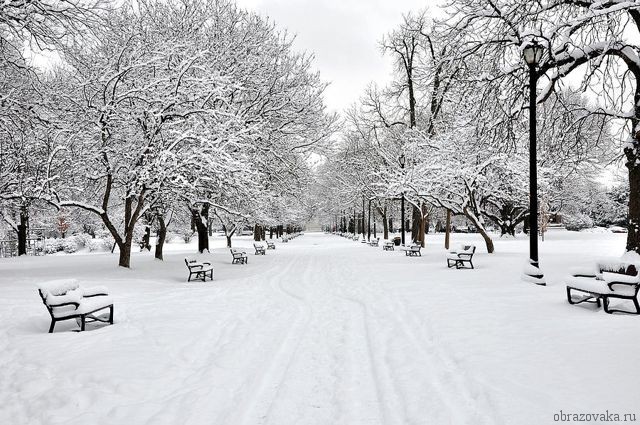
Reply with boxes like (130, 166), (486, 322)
(607, 281), (640, 291)
(82, 293), (109, 299)
(48, 301), (80, 309)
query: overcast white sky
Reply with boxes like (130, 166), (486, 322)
(235, 0), (439, 113)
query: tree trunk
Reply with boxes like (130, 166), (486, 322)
(418, 203), (426, 247)
(191, 203), (209, 253)
(381, 207), (389, 240)
(17, 206), (28, 256)
(626, 148), (640, 253)
(367, 201), (372, 241)
(155, 215), (166, 260)
(118, 239), (132, 268)
(388, 217), (393, 234)
(464, 210), (495, 254)
(445, 209), (451, 250)
(270, 227), (274, 239)
(479, 228), (495, 254)
(226, 235), (232, 248)
(141, 225), (151, 251)
(411, 206), (421, 243)
(254, 224), (262, 242)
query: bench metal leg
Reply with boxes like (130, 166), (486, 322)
(602, 296), (640, 315)
(80, 315), (86, 332)
(48, 320), (56, 334)
(567, 287), (600, 307)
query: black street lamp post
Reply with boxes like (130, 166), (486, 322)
(523, 41), (545, 285)
(399, 154), (406, 246)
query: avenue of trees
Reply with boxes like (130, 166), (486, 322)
(317, 3), (633, 254)
(0, 0), (334, 266)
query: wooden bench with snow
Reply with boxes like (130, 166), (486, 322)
(405, 244), (422, 256)
(254, 243), (266, 255)
(566, 260), (640, 314)
(185, 258), (214, 282)
(446, 245), (476, 269)
(266, 240), (276, 250)
(38, 279), (114, 333)
(368, 238), (379, 247)
(230, 248), (248, 264)
(383, 241), (394, 251)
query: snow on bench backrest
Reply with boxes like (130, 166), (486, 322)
(38, 279), (79, 296)
(37, 279), (82, 305)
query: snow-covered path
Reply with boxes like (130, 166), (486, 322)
(1, 231), (638, 424)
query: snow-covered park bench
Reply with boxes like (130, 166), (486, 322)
(566, 261), (640, 314)
(383, 241), (394, 251)
(405, 244), (422, 256)
(368, 238), (379, 247)
(254, 243), (266, 255)
(230, 248), (248, 264)
(37, 280), (114, 333)
(266, 240), (276, 250)
(184, 258), (214, 282)
(446, 245), (476, 269)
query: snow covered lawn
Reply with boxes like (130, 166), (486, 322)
(0, 231), (637, 425)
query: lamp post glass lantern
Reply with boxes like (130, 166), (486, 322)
(399, 154), (406, 246)
(523, 40), (545, 285)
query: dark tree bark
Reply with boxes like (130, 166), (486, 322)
(254, 224), (262, 242)
(17, 205), (28, 256)
(445, 209), (451, 250)
(411, 206), (420, 243)
(141, 225), (151, 251)
(155, 215), (166, 260)
(625, 141), (640, 253)
(191, 203), (209, 253)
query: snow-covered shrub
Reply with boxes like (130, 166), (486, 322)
(564, 213), (594, 231)
(87, 238), (114, 252)
(72, 233), (92, 248)
(62, 238), (78, 253)
(182, 231), (194, 243)
(44, 238), (63, 254)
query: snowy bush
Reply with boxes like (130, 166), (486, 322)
(44, 239), (63, 254)
(564, 213), (594, 231)
(62, 239), (78, 253)
(87, 238), (114, 252)
(72, 233), (92, 248)
(182, 231), (194, 243)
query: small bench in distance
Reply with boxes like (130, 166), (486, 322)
(254, 243), (266, 255)
(185, 258), (214, 282)
(446, 245), (476, 269)
(405, 244), (422, 256)
(231, 248), (248, 264)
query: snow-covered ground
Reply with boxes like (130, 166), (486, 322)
(0, 231), (637, 425)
